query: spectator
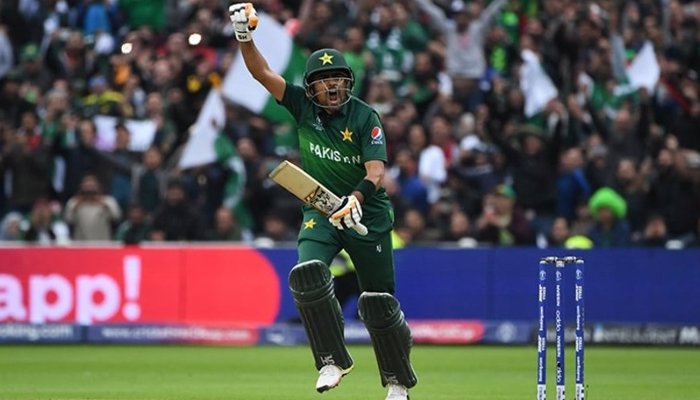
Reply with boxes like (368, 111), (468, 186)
(587, 187), (631, 247)
(406, 122), (428, 157)
(101, 122), (140, 211)
(130, 147), (167, 217)
(79, 0), (114, 37)
(490, 123), (562, 234)
(401, 51), (440, 116)
(295, 0), (347, 50)
(23, 199), (70, 245)
(207, 206), (246, 242)
(149, 178), (204, 241)
(452, 128), (503, 210)
(118, 0), (167, 32)
(415, 0), (507, 111)
(612, 157), (649, 237)
(256, 212), (296, 244)
(115, 203), (149, 245)
(584, 142), (615, 191)
(400, 206), (439, 243)
(0, 212), (24, 241)
(0, 71), (34, 127)
(475, 185), (535, 246)
(17, 43), (52, 91)
(636, 214), (670, 248)
(365, 75), (397, 117)
(214, 131), (249, 229)
(388, 147), (429, 215)
(145, 92), (178, 159)
(338, 25), (373, 98)
(64, 174), (122, 241)
(0, 25), (13, 80)
(647, 142), (700, 239)
(686, 216), (700, 248)
(418, 114), (456, 205)
(546, 216), (573, 248)
(82, 74), (130, 117)
(382, 113), (408, 164)
(557, 147), (591, 222)
(570, 202), (596, 238)
(443, 209), (477, 247)
(0, 112), (52, 214)
(365, 2), (413, 87)
(62, 118), (110, 197)
(44, 30), (92, 87)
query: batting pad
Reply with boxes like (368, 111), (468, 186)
(289, 260), (353, 370)
(358, 292), (418, 388)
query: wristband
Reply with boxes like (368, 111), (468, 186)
(354, 179), (376, 202)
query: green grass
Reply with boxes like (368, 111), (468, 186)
(1, 345), (699, 399)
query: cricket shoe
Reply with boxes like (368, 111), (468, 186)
(385, 383), (409, 400)
(316, 364), (353, 393)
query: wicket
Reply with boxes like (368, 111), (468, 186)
(537, 256), (585, 400)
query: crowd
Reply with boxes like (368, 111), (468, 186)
(0, 0), (699, 248)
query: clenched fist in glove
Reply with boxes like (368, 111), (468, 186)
(229, 3), (258, 42)
(329, 195), (368, 235)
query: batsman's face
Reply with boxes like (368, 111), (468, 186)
(309, 71), (351, 110)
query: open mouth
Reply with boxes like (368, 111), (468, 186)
(328, 87), (339, 104)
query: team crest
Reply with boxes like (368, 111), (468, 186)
(312, 115), (324, 132)
(370, 127), (383, 145)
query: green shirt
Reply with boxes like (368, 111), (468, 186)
(118, 0), (166, 31)
(279, 82), (391, 218)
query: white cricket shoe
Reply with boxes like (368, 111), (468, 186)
(385, 383), (409, 400)
(316, 364), (353, 393)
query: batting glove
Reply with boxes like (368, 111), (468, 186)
(329, 195), (366, 232)
(229, 2), (259, 42)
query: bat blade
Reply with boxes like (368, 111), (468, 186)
(268, 160), (340, 215)
(269, 160), (368, 235)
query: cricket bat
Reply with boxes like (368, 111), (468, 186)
(269, 160), (368, 236)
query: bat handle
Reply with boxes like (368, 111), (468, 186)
(353, 223), (368, 236)
(246, 3), (258, 30)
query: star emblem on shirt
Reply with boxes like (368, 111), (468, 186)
(304, 218), (317, 230)
(319, 52), (334, 65)
(341, 127), (353, 142)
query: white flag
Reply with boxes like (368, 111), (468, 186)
(178, 89), (225, 169)
(625, 41), (660, 92)
(93, 115), (156, 152)
(519, 49), (558, 118)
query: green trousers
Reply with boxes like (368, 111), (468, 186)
(297, 209), (395, 293)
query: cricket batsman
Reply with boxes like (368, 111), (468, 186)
(229, 4), (418, 399)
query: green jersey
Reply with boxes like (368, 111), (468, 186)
(279, 82), (391, 219)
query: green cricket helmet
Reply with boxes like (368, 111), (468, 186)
(304, 48), (354, 108)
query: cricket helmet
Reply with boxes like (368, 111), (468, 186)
(304, 48), (354, 107)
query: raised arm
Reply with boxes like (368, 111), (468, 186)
(414, 0), (450, 34)
(229, 3), (286, 101)
(478, 0), (508, 27)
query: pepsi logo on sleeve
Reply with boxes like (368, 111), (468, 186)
(370, 127), (383, 145)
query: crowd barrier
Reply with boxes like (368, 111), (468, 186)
(1, 246), (699, 345)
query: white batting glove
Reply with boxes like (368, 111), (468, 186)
(229, 2), (259, 42)
(329, 195), (365, 232)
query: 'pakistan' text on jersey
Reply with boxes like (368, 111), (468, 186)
(279, 82), (391, 220)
